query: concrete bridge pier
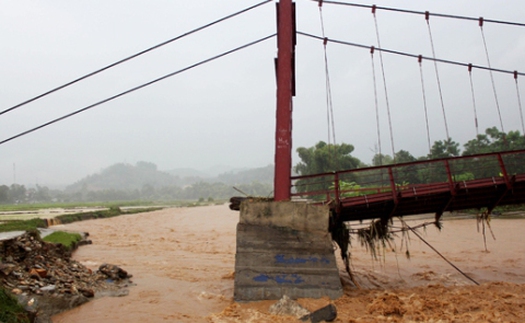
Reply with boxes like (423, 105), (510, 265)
(234, 201), (343, 301)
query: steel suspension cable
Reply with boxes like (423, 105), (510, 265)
(372, 6), (396, 161)
(0, 0), (272, 117)
(468, 64), (480, 136)
(398, 217), (480, 286)
(297, 31), (525, 77)
(418, 55), (432, 154)
(318, 3), (337, 147)
(310, 0), (525, 28)
(479, 18), (505, 134)
(370, 47), (383, 165)
(0, 34), (276, 146)
(426, 13), (450, 140)
(515, 71), (525, 134)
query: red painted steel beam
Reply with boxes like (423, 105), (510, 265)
(274, 0), (295, 201)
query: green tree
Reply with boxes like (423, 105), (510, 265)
(395, 150), (417, 164)
(392, 150), (420, 184)
(372, 153), (393, 166)
(428, 138), (460, 159)
(506, 130), (525, 150)
(34, 185), (51, 202)
(0, 185), (9, 203)
(463, 127), (525, 156)
(416, 139), (460, 183)
(9, 184), (26, 203)
(462, 128), (525, 178)
(294, 141), (362, 194)
(463, 134), (492, 156)
(294, 141), (361, 175)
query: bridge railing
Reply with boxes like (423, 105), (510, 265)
(290, 149), (525, 205)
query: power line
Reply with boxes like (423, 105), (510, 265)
(312, 0), (525, 27)
(297, 31), (525, 77)
(0, 0), (272, 117)
(0, 34), (276, 146)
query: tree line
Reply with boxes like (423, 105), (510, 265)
(0, 184), (53, 204)
(0, 181), (273, 205)
(294, 127), (525, 193)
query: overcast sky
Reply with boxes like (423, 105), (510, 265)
(1, 0), (525, 187)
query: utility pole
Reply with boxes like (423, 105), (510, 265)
(274, 0), (295, 201)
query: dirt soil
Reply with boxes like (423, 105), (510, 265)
(51, 205), (525, 323)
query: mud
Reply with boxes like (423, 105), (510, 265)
(52, 206), (525, 322)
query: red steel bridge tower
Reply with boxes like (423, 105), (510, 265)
(274, 0), (296, 201)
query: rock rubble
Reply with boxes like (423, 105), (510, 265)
(0, 230), (132, 322)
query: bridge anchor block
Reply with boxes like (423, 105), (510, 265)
(234, 201), (343, 301)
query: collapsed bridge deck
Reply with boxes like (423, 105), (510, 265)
(291, 150), (525, 222)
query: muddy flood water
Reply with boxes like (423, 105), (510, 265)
(51, 205), (525, 322)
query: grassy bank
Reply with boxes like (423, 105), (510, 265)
(42, 231), (83, 251)
(0, 206), (163, 233)
(0, 218), (47, 233)
(0, 200), (224, 213)
(0, 201), (155, 212)
(0, 288), (31, 323)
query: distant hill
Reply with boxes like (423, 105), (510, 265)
(166, 168), (211, 178)
(166, 165), (251, 178)
(65, 162), (274, 193)
(65, 161), (180, 192)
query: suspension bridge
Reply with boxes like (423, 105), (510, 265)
(269, 1), (525, 222)
(236, 0), (525, 301)
(2, 0), (524, 210)
(3, 0), (525, 301)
